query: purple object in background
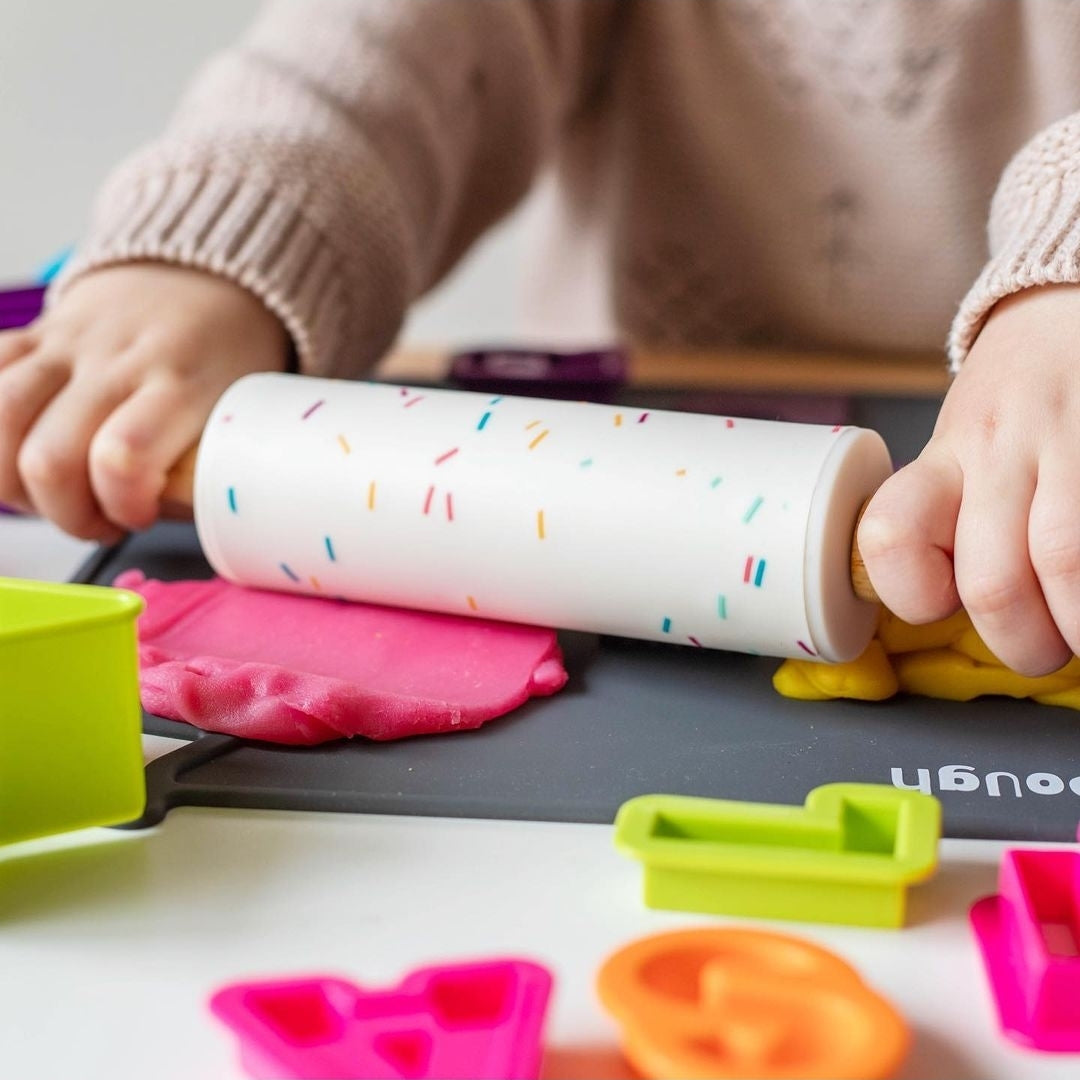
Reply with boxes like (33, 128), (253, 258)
(0, 284), (48, 516)
(448, 347), (852, 424)
(0, 284), (46, 330)
(449, 346), (627, 402)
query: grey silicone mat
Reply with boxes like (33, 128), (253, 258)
(80, 393), (1080, 842)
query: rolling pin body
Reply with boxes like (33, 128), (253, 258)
(178, 374), (891, 662)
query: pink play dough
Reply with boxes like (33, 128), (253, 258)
(114, 572), (568, 745)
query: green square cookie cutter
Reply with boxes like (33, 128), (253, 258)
(615, 782), (942, 928)
(1, 577), (146, 845)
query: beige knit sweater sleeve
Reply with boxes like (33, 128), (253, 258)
(58, 0), (617, 375)
(950, 112), (1080, 369)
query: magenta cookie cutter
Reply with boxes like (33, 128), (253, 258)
(210, 958), (553, 1079)
(970, 846), (1080, 1052)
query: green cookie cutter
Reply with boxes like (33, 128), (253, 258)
(615, 782), (941, 928)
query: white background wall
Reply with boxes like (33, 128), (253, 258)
(0, 0), (539, 345)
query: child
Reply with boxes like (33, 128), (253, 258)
(2, 0), (1080, 678)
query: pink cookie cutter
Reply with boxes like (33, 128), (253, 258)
(210, 958), (553, 1079)
(970, 847), (1080, 1051)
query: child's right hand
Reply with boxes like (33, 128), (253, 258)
(859, 284), (1080, 677)
(0, 264), (288, 541)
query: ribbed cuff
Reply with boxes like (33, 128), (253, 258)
(53, 166), (408, 377)
(948, 175), (1080, 369)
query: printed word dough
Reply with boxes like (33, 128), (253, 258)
(115, 572), (567, 745)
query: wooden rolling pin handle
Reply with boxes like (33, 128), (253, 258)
(160, 441), (883, 606)
(159, 443), (198, 522)
(850, 498), (879, 605)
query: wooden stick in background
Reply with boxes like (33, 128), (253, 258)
(376, 344), (952, 396)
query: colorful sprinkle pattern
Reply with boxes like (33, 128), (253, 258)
(743, 556), (767, 588)
(206, 377), (867, 660)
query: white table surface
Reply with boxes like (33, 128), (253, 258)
(2, 515), (1077, 1080)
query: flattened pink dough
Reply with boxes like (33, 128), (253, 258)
(114, 572), (568, 745)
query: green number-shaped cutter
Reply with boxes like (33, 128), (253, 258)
(615, 783), (941, 928)
(1, 577), (146, 845)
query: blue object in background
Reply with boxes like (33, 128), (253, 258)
(37, 246), (72, 284)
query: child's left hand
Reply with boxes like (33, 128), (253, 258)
(859, 283), (1080, 677)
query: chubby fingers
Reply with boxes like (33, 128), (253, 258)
(1027, 440), (1080, 661)
(862, 442), (1073, 676)
(0, 348), (71, 512)
(953, 458), (1070, 676)
(0, 327), (38, 373)
(857, 447), (962, 623)
(88, 374), (209, 531)
(16, 362), (131, 541)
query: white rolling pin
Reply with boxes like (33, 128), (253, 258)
(164, 372), (892, 662)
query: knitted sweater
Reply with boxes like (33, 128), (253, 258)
(58, 0), (1080, 375)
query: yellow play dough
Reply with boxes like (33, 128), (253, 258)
(874, 609), (969, 655)
(773, 609), (1080, 710)
(772, 639), (898, 701)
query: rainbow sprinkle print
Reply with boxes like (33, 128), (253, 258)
(223, 381), (842, 664)
(743, 556), (767, 587)
(743, 496), (764, 523)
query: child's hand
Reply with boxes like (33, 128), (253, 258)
(0, 264), (288, 541)
(859, 284), (1080, 676)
